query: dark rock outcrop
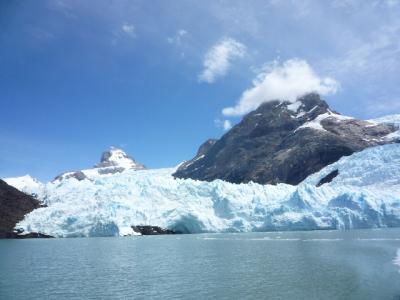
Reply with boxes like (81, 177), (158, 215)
(317, 170), (339, 187)
(131, 225), (180, 235)
(6, 231), (53, 239)
(174, 93), (397, 185)
(54, 170), (88, 182)
(0, 179), (42, 238)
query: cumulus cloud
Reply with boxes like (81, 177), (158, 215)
(223, 120), (232, 130)
(121, 23), (135, 37)
(167, 29), (188, 44)
(386, 0), (400, 7)
(198, 38), (246, 83)
(321, 24), (400, 76)
(214, 119), (233, 131)
(222, 59), (339, 116)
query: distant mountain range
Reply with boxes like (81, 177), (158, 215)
(2, 93), (400, 237)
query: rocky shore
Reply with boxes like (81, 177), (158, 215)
(131, 225), (180, 235)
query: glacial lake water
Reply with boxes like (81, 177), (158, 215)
(1, 229), (400, 300)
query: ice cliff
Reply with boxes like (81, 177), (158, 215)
(4, 144), (400, 237)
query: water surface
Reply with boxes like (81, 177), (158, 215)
(1, 229), (400, 299)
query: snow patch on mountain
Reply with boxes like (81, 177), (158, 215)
(295, 110), (353, 133)
(287, 101), (302, 112)
(6, 144), (400, 237)
(4, 175), (45, 199)
(4, 174), (41, 192)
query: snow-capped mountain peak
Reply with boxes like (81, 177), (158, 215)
(95, 147), (145, 170)
(4, 174), (43, 194)
(53, 147), (146, 182)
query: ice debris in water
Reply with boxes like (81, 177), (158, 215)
(394, 249), (400, 273)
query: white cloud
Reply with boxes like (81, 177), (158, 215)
(121, 23), (135, 37)
(386, 0), (400, 7)
(223, 120), (232, 130)
(321, 24), (400, 76)
(167, 29), (188, 44)
(111, 23), (136, 45)
(198, 38), (246, 83)
(222, 59), (339, 116)
(214, 119), (233, 131)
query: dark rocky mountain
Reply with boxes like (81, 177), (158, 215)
(174, 93), (398, 185)
(177, 139), (217, 172)
(0, 179), (42, 238)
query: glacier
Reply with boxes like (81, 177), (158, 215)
(4, 144), (400, 237)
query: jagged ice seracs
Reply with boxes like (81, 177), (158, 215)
(5, 144), (400, 237)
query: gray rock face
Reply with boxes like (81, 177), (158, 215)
(174, 93), (398, 185)
(54, 171), (88, 182)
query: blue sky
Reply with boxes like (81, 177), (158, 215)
(1, 0), (400, 181)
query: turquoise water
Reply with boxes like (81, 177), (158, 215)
(1, 229), (400, 300)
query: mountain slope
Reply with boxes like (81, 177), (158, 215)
(6, 144), (400, 237)
(0, 179), (41, 238)
(174, 93), (398, 185)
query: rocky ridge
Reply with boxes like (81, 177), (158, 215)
(174, 93), (398, 185)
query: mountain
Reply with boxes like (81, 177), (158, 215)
(4, 144), (400, 237)
(3, 100), (400, 237)
(4, 174), (44, 199)
(0, 179), (41, 238)
(174, 93), (399, 185)
(54, 147), (146, 182)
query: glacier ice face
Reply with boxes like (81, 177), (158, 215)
(5, 144), (400, 237)
(12, 168), (295, 236)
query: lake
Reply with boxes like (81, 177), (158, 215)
(1, 229), (400, 299)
